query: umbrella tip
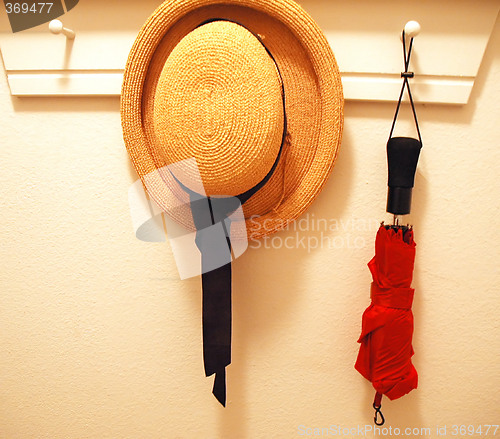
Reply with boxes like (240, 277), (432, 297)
(373, 392), (385, 426)
(373, 404), (385, 426)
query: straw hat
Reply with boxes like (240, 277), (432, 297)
(121, 0), (343, 240)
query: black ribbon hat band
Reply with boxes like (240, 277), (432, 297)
(175, 19), (288, 406)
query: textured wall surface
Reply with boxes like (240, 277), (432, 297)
(1, 7), (499, 439)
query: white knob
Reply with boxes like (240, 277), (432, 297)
(49, 19), (75, 39)
(404, 21), (421, 39)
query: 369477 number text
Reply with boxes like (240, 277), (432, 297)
(5, 2), (54, 14)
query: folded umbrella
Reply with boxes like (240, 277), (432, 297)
(355, 225), (418, 422)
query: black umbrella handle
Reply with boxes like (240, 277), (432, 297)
(387, 137), (422, 216)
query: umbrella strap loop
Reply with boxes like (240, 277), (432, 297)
(388, 30), (422, 145)
(373, 392), (385, 426)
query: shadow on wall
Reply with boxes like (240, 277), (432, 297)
(210, 126), (354, 438)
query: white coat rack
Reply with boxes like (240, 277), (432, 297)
(0, 0), (498, 102)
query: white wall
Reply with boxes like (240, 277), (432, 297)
(0, 4), (499, 439)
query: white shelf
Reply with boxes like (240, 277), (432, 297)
(0, 0), (498, 103)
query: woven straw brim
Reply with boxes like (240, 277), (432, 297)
(121, 0), (344, 240)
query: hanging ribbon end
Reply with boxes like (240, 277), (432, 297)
(212, 369), (227, 407)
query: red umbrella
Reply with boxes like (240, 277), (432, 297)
(355, 225), (418, 424)
(355, 22), (422, 425)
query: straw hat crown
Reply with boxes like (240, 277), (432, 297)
(153, 21), (284, 196)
